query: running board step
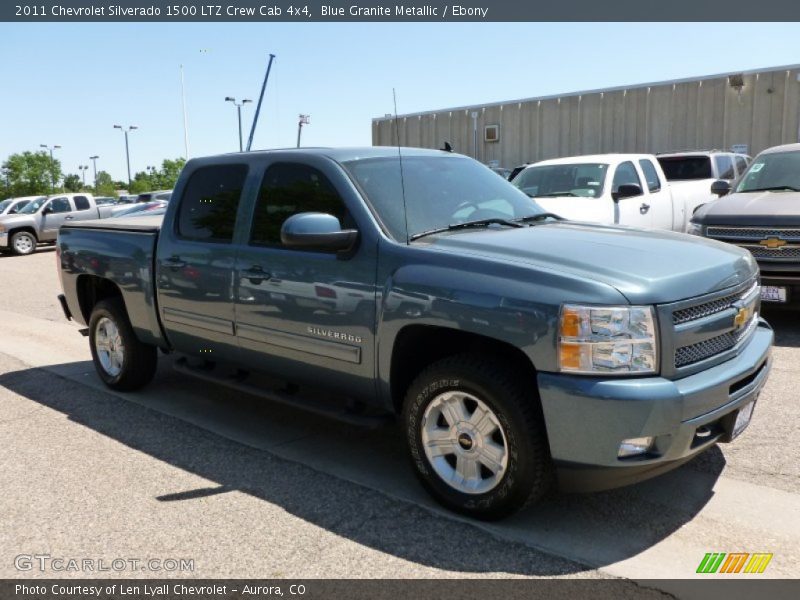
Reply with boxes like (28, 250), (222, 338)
(173, 357), (392, 429)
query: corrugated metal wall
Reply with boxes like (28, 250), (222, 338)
(372, 66), (800, 166)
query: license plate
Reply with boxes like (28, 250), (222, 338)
(760, 286), (787, 303)
(733, 401), (755, 439)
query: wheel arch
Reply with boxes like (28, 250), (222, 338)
(389, 324), (538, 415)
(76, 275), (124, 324)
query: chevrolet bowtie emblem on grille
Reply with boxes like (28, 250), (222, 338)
(733, 306), (752, 329)
(759, 237), (787, 249)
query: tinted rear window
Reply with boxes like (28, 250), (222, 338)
(657, 156), (712, 180)
(176, 165), (247, 242)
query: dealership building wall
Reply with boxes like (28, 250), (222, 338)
(372, 65), (800, 167)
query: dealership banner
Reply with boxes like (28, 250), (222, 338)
(3, 579), (800, 599)
(3, 0), (800, 21)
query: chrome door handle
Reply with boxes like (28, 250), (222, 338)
(65, 215), (74, 220)
(640, 203), (650, 214)
(165, 256), (186, 269)
(241, 266), (271, 283)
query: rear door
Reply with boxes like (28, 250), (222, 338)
(39, 197), (72, 240)
(156, 162), (249, 361)
(68, 195), (99, 222)
(612, 161), (652, 228)
(233, 158), (378, 400)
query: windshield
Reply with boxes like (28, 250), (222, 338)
(657, 156), (713, 180)
(17, 197), (48, 214)
(736, 151), (800, 193)
(341, 155), (545, 240)
(512, 163), (607, 198)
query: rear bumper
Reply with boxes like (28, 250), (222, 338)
(538, 319), (773, 492)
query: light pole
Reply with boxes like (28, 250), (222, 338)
(113, 125), (137, 186)
(78, 165), (89, 187)
(297, 114), (310, 148)
(89, 155), (99, 188)
(225, 97), (252, 152)
(39, 144), (61, 193)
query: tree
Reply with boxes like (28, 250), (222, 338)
(1, 151), (62, 196)
(94, 171), (117, 197)
(128, 157), (186, 194)
(63, 174), (82, 192)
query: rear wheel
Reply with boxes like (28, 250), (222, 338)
(89, 298), (157, 391)
(10, 231), (36, 256)
(403, 354), (552, 520)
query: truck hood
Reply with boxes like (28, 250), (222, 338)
(0, 214), (36, 227)
(694, 191), (800, 226)
(425, 222), (756, 305)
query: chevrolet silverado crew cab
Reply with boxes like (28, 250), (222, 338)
(690, 143), (800, 308)
(511, 154), (704, 232)
(0, 193), (113, 255)
(57, 148), (773, 520)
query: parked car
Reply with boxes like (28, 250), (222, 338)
(490, 167), (512, 180)
(135, 190), (172, 203)
(0, 193), (114, 255)
(689, 142), (800, 307)
(657, 150), (751, 216)
(57, 147), (772, 520)
(110, 200), (168, 218)
(512, 153), (702, 231)
(0, 195), (44, 216)
(94, 196), (118, 206)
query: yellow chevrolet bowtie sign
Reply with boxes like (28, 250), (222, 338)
(733, 305), (753, 329)
(759, 237), (787, 249)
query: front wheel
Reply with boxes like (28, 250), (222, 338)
(403, 354), (552, 520)
(89, 298), (157, 391)
(10, 231), (37, 256)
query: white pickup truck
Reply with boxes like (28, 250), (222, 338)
(512, 153), (708, 232)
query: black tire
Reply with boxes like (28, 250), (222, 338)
(402, 354), (552, 520)
(10, 231), (37, 256)
(89, 298), (157, 391)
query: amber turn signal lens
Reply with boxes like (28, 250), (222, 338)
(560, 342), (583, 370)
(561, 309), (582, 338)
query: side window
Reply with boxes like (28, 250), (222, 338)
(49, 198), (71, 213)
(74, 196), (90, 211)
(612, 162), (642, 194)
(735, 156), (748, 176)
(715, 155), (735, 179)
(9, 201), (29, 214)
(176, 164), (248, 243)
(638, 159), (662, 193)
(250, 162), (348, 248)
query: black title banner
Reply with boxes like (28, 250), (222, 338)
(4, 0), (800, 21)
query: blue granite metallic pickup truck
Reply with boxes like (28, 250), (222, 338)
(57, 148), (773, 519)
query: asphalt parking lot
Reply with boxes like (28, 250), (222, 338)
(0, 248), (798, 589)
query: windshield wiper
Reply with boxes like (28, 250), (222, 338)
(409, 218), (523, 241)
(513, 212), (563, 223)
(535, 191), (580, 197)
(741, 186), (800, 193)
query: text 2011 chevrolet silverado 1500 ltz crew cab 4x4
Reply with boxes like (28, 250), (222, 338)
(57, 148), (773, 520)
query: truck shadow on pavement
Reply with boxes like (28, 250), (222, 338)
(0, 361), (726, 576)
(761, 307), (800, 348)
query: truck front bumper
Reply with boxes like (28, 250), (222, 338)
(0, 231), (7, 247)
(538, 318), (773, 492)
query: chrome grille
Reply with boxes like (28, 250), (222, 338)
(706, 226), (800, 241)
(740, 244), (800, 260)
(674, 317), (757, 368)
(672, 290), (741, 325)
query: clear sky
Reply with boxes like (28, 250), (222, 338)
(1, 22), (798, 181)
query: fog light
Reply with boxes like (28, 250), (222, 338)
(618, 436), (654, 458)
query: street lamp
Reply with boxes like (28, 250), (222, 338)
(89, 155), (99, 188)
(113, 125), (138, 186)
(78, 165), (89, 187)
(39, 144), (62, 192)
(224, 97), (252, 152)
(297, 114), (310, 148)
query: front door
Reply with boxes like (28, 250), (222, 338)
(233, 160), (377, 400)
(40, 197), (72, 240)
(156, 163), (249, 361)
(613, 161), (652, 228)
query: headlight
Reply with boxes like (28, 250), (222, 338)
(559, 304), (658, 374)
(686, 222), (703, 236)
